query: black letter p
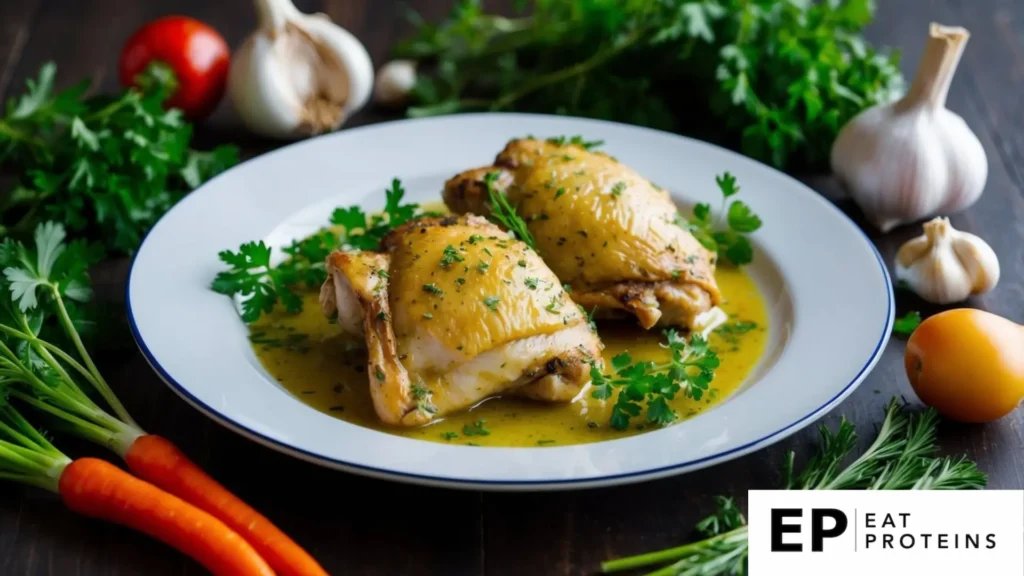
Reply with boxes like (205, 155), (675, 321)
(811, 509), (848, 552)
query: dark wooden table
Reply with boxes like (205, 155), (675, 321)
(1, 1), (1022, 574)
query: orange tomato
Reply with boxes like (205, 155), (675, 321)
(905, 309), (1024, 423)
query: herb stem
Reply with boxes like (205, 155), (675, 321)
(50, 287), (138, 428)
(36, 339), (104, 394)
(490, 34), (639, 110)
(601, 527), (747, 573)
(0, 120), (46, 148)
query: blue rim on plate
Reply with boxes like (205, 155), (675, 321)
(125, 113), (894, 490)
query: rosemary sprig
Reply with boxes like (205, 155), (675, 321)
(600, 399), (986, 575)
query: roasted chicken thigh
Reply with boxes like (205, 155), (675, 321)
(443, 138), (723, 330)
(319, 215), (602, 426)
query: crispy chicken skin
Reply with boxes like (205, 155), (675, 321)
(443, 138), (722, 330)
(319, 215), (602, 426)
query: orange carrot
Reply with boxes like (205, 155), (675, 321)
(59, 458), (275, 576)
(126, 435), (328, 576)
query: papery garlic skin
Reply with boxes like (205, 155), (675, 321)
(831, 23), (987, 233)
(374, 60), (417, 108)
(895, 217), (999, 304)
(228, 0), (374, 139)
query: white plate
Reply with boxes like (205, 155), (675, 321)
(127, 113), (893, 491)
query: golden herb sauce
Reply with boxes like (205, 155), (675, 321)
(249, 267), (767, 447)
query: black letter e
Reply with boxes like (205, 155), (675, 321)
(771, 508), (803, 552)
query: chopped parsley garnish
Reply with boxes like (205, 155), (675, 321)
(562, 283), (572, 293)
(411, 382), (437, 414)
(518, 259), (527, 267)
(545, 135), (604, 149)
(375, 367), (386, 381)
(482, 247), (492, 256)
(483, 296), (500, 310)
(591, 330), (719, 430)
(681, 172), (762, 266)
(555, 187), (566, 199)
(422, 313), (434, 319)
(610, 181), (626, 196)
(468, 234), (484, 244)
(376, 311), (388, 321)
(377, 269), (390, 278)
(524, 277), (539, 290)
(462, 420), (491, 436)
(893, 311), (922, 338)
(483, 171), (537, 250)
(248, 332), (311, 353)
(422, 283), (443, 296)
(441, 431), (459, 441)
(455, 277), (466, 285)
(545, 295), (563, 313)
(477, 261), (490, 273)
(440, 244), (464, 267)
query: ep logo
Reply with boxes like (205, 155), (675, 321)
(771, 508), (848, 552)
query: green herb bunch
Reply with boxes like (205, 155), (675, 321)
(601, 399), (986, 575)
(591, 330), (720, 430)
(0, 63), (238, 254)
(396, 0), (903, 169)
(212, 179), (426, 322)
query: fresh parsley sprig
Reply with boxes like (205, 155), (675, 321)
(329, 178), (421, 251)
(591, 330), (720, 430)
(483, 171), (537, 250)
(601, 400), (987, 575)
(682, 172), (762, 266)
(212, 179), (423, 323)
(0, 62), (238, 254)
(893, 311), (922, 339)
(396, 0), (903, 170)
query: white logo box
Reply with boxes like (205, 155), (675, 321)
(748, 490), (1024, 575)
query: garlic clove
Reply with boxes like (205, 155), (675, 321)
(228, 0), (374, 140)
(374, 60), (418, 108)
(895, 217), (1000, 304)
(831, 23), (988, 233)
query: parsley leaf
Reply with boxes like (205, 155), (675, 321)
(212, 178), (425, 322)
(682, 172), (761, 266)
(893, 311), (922, 338)
(591, 329), (720, 430)
(397, 1), (902, 170)
(0, 62), (238, 253)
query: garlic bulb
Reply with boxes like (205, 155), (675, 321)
(895, 217), (999, 304)
(831, 23), (987, 233)
(374, 60), (417, 108)
(228, 0), (374, 139)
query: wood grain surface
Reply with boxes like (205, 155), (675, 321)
(0, 1), (1022, 574)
